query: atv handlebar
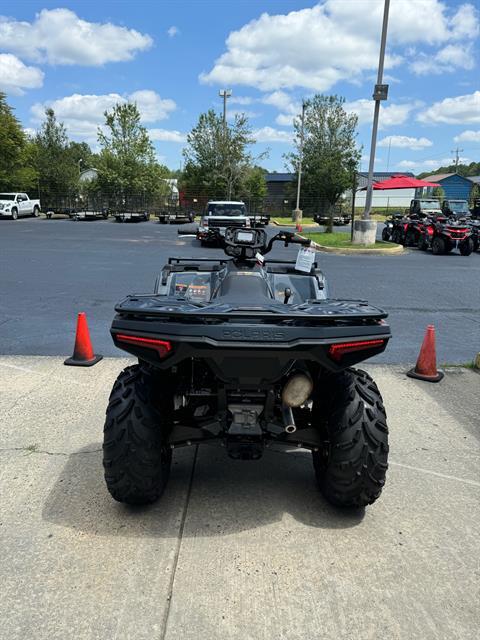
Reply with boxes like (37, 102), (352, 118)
(264, 231), (311, 255)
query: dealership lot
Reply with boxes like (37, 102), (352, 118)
(1, 217), (479, 639)
(1, 217), (479, 364)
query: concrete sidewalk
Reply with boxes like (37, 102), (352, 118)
(0, 356), (478, 640)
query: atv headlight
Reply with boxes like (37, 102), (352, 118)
(282, 373), (313, 407)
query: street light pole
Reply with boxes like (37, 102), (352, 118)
(293, 101), (306, 226)
(219, 89), (232, 199)
(363, 0), (390, 221)
(219, 89), (232, 126)
(295, 101), (306, 212)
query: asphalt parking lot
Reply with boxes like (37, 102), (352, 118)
(1, 356), (478, 639)
(1, 216), (479, 364)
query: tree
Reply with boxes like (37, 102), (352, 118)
(287, 95), (361, 232)
(418, 161), (480, 179)
(182, 109), (262, 199)
(35, 108), (78, 203)
(0, 92), (38, 192)
(96, 102), (169, 197)
(242, 166), (267, 201)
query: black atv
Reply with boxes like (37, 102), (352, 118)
(103, 227), (390, 509)
(467, 219), (480, 252)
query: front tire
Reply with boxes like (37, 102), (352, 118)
(391, 228), (403, 245)
(432, 236), (445, 255)
(103, 365), (173, 505)
(404, 229), (416, 247)
(312, 368), (388, 508)
(417, 235), (428, 251)
(381, 227), (390, 241)
(459, 238), (473, 256)
(11, 208), (18, 220)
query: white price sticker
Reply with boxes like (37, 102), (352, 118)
(295, 246), (315, 272)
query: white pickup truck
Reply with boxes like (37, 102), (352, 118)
(0, 193), (41, 219)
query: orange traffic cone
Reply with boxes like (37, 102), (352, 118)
(407, 325), (443, 382)
(64, 312), (103, 367)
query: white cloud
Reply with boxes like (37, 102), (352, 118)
(200, 1), (479, 91)
(167, 26), (179, 38)
(275, 113), (296, 126)
(0, 8), (152, 65)
(229, 96), (255, 105)
(0, 53), (43, 94)
(149, 129), (186, 143)
(397, 157), (471, 171)
(30, 91), (176, 142)
(128, 90), (176, 122)
(345, 99), (420, 128)
(378, 135), (433, 150)
(412, 43), (475, 75)
(454, 130), (480, 143)
(262, 91), (299, 113)
(262, 91), (301, 127)
(418, 91), (480, 124)
(253, 127), (293, 143)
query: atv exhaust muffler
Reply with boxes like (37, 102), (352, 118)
(282, 372), (313, 408)
(282, 405), (297, 434)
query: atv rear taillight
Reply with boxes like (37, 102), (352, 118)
(328, 339), (386, 362)
(116, 334), (172, 358)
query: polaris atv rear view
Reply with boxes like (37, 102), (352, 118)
(103, 227), (390, 508)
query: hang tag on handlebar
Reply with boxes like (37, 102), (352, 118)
(295, 246), (315, 272)
(256, 252), (265, 265)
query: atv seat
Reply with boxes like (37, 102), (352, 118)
(216, 272), (271, 301)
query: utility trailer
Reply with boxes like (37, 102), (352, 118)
(156, 206), (195, 224)
(113, 210), (150, 222)
(72, 209), (109, 221)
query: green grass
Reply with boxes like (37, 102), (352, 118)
(272, 216), (316, 225)
(440, 361), (476, 370)
(303, 231), (399, 250)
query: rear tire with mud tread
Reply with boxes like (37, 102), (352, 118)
(312, 368), (388, 508)
(103, 364), (173, 505)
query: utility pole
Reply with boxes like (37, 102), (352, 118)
(386, 137), (392, 172)
(219, 89), (232, 126)
(353, 0), (390, 244)
(451, 147), (463, 172)
(294, 101), (306, 225)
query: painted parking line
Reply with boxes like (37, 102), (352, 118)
(389, 460), (480, 488)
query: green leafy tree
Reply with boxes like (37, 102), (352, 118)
(182, 109), (262, 200)
(96, 102), (169, 199)
(287, 95), (361, 232)
(418, 162), (480, 179)
(242, 165), (267, 203)
(35, 108), (79, 203)
(0, 92), (38, 192)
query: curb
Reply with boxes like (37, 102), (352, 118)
(272, 220), (319, 228)
(474, 353), (480, 371)
(301, 236), (404, 255)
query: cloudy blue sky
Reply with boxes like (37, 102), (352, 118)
(1, 0), (479, 174)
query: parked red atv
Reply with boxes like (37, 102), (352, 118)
(403, 216), (429, 247)
(390, 214), (428, 247)
(418, 217), (473, 255)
